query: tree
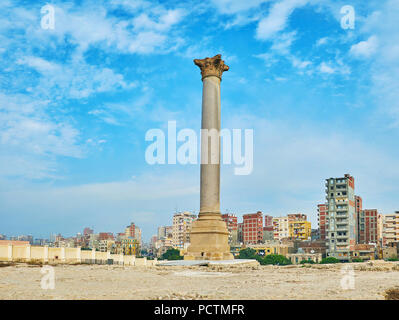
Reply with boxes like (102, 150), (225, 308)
(161, 248), (183, 260)
(260, 254), (292, 266)
(237, 248), (257, 259)
(386, 256), (399, 261)
(300, 259), (316, 264)
(320, 257), (340, 264)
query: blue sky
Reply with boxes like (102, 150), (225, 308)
(1, 0), (399, 242)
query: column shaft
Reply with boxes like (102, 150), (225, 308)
(200, 76), (221, 215)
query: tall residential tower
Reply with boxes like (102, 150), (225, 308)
(325, 174), (357, 261)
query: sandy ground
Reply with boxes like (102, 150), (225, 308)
(1, 261), (399, 300)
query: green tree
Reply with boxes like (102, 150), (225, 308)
(300, 259), (316, 264)
(237, 248), (257, 259)
(386, 256), (399, 261)
(260, 254), (292, 266)
(161, 248), (183, 260)
(320, 257), (341, 264)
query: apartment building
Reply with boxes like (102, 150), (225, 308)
(120, 238), (140, 255)
(382, 212), (399, 245)
(273, 216), (289, 241)
(355, 196), (363, 219)
(325, 174), (357, 261)
(288, 220), (311, 241)
(125, 223), (142, 245)
(317, 204), (328, 240)
(243, 211), (263, 244)
(263, 226), (274, 241)
(288, 213), (307, 221)
(221, 213), (238, 245)
(237, 223), (243, 244)
(98, 239), (115, 252)
(172, 211), (197, 249)
(264, 215), (273, 227)
(358, 209), (378, 244)
(157, 226), (173, 239)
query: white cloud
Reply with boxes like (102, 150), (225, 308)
(291, 57), (311, 69)
(221, 114), (399, 226)
(211, 0), (270, 14)
(319, 62), (335, 74)
(132, 9), (187, 32)
(0, 93), (83, 179)
(349, 0), (399, 125)
(16, 55), (136, 100)
(350, 35), (378, 59)
(4, 112), (398, 237)
(0, 170), (199, 237)
(256, 0), (308, 40)
(270, 31), (297, 54)
(316, 37), (328, 46)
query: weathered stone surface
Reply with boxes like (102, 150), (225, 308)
(194, 54), (229, 81)
(185, 54), (233, 260)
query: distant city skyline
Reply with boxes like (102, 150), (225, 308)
(1, 1), (399, 242)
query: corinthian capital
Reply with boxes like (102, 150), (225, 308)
(194, 54), (229, 81)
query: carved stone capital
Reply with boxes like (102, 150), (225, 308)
(194, 54), (229, 81)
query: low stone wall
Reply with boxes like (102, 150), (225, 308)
(0, 244), (157, 266)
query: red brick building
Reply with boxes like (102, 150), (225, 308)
(83, 227), (93, 236)
(355, 196), (363, 216)
(221, 214), (238, 231)
(355, 196), (363, 242)
(317, 204), (328, 241)
(243, 211), (263, 244)
(358, 209), (378, 244)
(288, 213), (307, 221)
(98, 232), (114, 240)
(222, 214), (238, 244)
(264, 215), (273, 227)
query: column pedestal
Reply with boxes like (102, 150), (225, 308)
(185, 213), (233, 260)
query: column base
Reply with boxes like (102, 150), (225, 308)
(185, 212), (234, 260)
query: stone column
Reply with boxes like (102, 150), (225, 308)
(185, 54), (233, 260)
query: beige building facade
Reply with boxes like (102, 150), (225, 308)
(172, 211), (197, 249)
(382, 212), (399, 245)
(273, 217), (289, 240)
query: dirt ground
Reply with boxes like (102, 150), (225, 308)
(1, 261), (399, 300)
